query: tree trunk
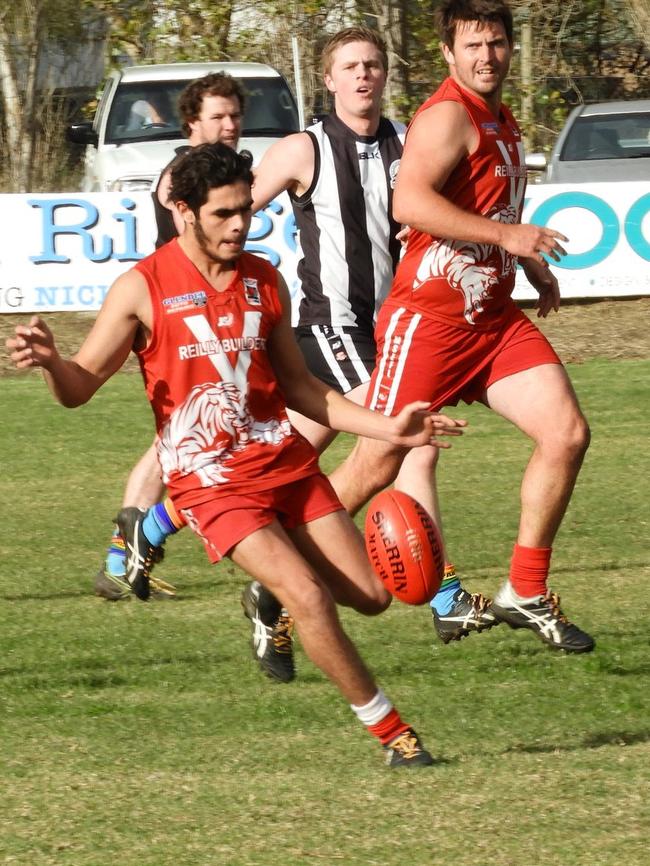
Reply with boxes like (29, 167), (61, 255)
(0, 18), (25, 190)
(0, 3), (42, 192)
(364, 0), (409, 120)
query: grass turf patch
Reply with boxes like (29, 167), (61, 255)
(1, 359), (649, 865)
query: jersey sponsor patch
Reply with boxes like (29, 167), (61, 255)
(481, 121), (499, 135)
(243, 278), (261, 306)
(494, 164), (527, 177)
(162, 290), (208, 314)
(177, 335), (266, 361)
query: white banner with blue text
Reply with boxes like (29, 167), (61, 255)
(0, 182), (648, 314)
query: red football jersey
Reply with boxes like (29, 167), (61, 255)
(389, 77), (527, 330)
(134, 241), (319, 509)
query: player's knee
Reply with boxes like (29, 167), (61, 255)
(563, 410), (590, 462)
(575, 413), (590, 454)
(284, 573), (335, 620)
(351, 587), (392, 617)
(545, 409), (590, 464)
(402, 443), (439, 474)
(362, 449), (404, 494)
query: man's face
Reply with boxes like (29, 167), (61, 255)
(188, 94), (243, 148)
(442, 19), (511, 103)
(324, 40), (386, 120)
(190, 180), (253, 264)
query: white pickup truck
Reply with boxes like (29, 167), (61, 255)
(68, 61), (300, 192)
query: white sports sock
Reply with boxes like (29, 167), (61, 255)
(495, 580), (541, 605)
(350, 688), (393, 726)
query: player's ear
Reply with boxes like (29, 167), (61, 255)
(324, 72), (336, 94)
(441, 41), (455, 65)
(176, 200), (194, 224)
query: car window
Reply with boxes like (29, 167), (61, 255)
(560, 112), (650, 162)
(241, 80), (299, 136)
(105, 77), (299, 145)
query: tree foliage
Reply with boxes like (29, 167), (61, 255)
(1, 0), (649, 191)
(517, 0), (649, 148)
(0, 0), (88, 190)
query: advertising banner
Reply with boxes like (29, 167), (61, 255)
(0, 182), (648, 315)
(514, 183), (650, 300)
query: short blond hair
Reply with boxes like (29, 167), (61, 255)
(321, 27), (389, 76)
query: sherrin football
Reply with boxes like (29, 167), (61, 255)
(364, 490), (445, 606)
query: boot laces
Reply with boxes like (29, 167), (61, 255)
(389, 730), (420, 759)
(543, 591), (569, 623)
(469, 592), (491, 615)
(272, 611), (294, 655)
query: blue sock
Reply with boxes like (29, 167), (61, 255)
(105, 529), (126, 577)
(430, 577), (461, 615)
(142, 502), (180, 547)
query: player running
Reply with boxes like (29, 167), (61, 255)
(329, 0), (594, 653)
(7, 143), (466, 767)
(110, 29), (496, 686)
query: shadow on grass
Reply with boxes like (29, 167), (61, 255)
(504, 728), (650, 754)
(0, 574), (236, 603)
(0, 650), (227, 684)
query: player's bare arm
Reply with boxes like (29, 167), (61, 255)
(6, 269), (151, 407)
(251, 132), (315, 211)
(394, 101), (568, 265)
(393, 101), (474, 232)
(268, 275), (466, 448)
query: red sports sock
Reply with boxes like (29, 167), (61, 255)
(367, 708), (410, 746)
(509, 543), (552, 598)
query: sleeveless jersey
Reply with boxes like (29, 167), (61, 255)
(135, 242), (319, 509)
(292, 113), (405, 332)
(389, 77), (527, 330)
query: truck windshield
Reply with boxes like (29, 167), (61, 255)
(560, 112), (650, 162)
(105, 77), (299, 145)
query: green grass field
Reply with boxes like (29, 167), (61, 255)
(1, 359), (649, 866)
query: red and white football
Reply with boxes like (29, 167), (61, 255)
(364, 490), (444, 606)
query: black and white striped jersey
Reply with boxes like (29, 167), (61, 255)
(291, 112), (405, 333)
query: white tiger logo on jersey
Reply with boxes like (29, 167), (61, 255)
(412, 204), (518, 325)
(157, 381), (292, 487)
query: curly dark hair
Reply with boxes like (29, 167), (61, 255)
(178, 72), (246, 137)
(436, 0), (513, 48)
(169, 143), (254, 215)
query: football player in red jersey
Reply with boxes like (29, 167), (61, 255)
(329, 0), (594, 654)
(7, 143), (466, 767)
(99, 30), (482, 679)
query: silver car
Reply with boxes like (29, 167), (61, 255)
(528, 99), (650, 183)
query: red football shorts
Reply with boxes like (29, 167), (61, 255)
(368, 303), (561, 414)
(179, 472), (343, 563)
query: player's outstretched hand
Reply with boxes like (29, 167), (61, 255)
(390, 401), (467, 448)
(500, 222), (568, 266)
(520, 257), (561, 317)
(6, 316), (58, 370)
